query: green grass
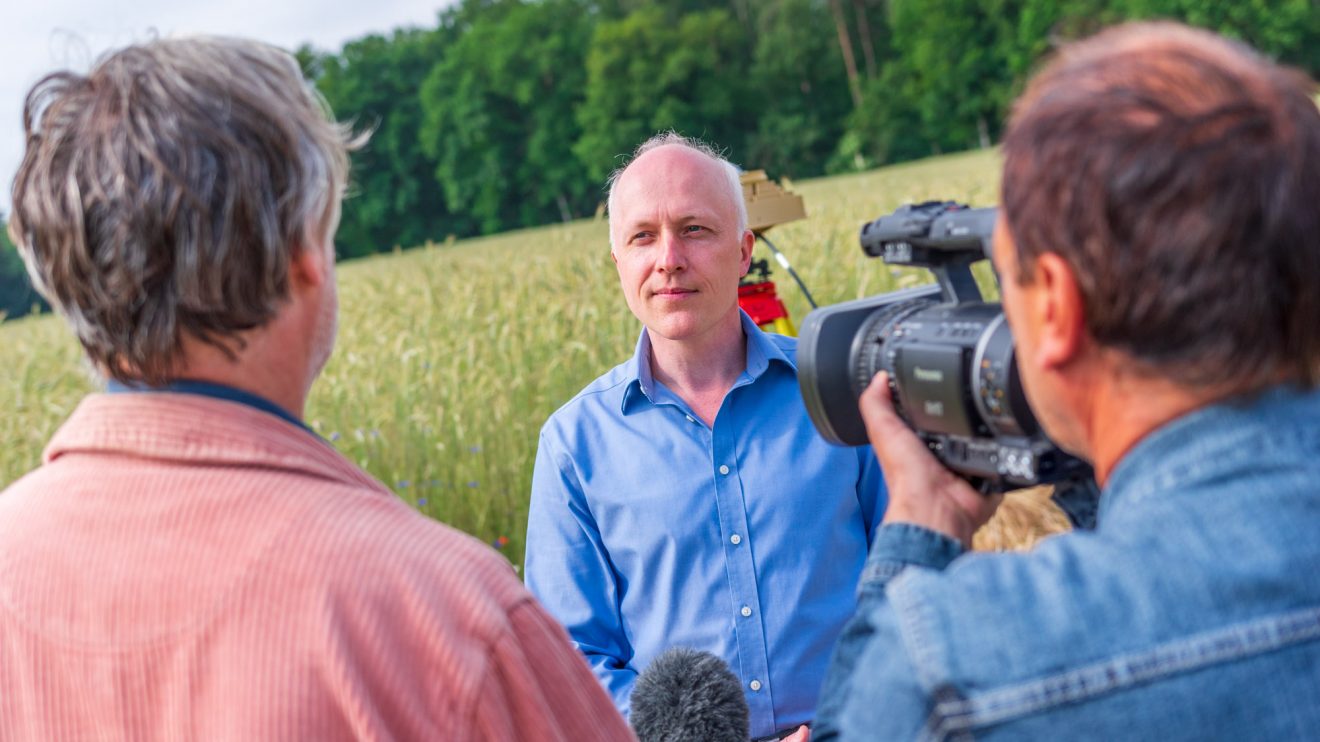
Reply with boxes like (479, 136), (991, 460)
(0, 148), (1003, 568)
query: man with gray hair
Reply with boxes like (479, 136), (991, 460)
(1, 37), (630, 740)
(525, 132), (887, 740)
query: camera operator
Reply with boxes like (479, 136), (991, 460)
(814, 21), (1320, 740)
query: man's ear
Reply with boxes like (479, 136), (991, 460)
(1032, 252), (1087, 369)
(289, 237), (332, 293)
(739, 229), (755, 275)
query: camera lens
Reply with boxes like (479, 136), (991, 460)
(850, 296), (936, 403)
(850, 301), (1041, 443)
(971, 313), (1039, 438)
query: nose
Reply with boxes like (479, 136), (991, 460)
(656, 228), (686, 273)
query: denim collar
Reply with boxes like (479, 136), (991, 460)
(1100, 384), (1320, 520)
(620, 309), (794, 415)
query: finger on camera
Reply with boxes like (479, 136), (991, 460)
(861, 373), (938, 466)
(859, 372), (907, 438)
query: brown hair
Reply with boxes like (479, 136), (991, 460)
(9, 36), (364, 385)
(1001, 22), (1320, 390)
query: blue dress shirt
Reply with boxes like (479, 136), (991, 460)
(525, 311), (887, 738)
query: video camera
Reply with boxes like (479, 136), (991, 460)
(797, 201), (1090, 493)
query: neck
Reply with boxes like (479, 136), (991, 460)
(647, 311), (747, 422)
(162, 323), (317, 420)
(1080, 366), (1234, 486)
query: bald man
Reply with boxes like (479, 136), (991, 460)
(525, 132), (887, 741)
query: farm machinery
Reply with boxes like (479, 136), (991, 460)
(737, 170), (815, 336)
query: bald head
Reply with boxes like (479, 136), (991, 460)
(606, 133), (746, 252)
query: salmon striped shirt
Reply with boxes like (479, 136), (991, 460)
(0, 393), (633, 741)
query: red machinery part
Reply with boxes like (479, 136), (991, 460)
(738, 281), (790, 326)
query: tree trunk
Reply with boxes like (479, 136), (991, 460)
(556, 192), (573, 223)
(977, 115), (991, 149)
(730, 0), (751, 25)
(829, 0), (863, 109)
(851, 0), (878, 81)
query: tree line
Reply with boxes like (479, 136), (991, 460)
(3, 0), (1317, 321)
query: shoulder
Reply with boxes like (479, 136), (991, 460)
(764, 329), (799, 358)
(292, 482), (531, 636)
(752, 327), (801, 374)
(539, 358), (634, 441)
(285, 485), (584, 727)
(879, 531), (1137, 690)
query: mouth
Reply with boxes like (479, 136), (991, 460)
(653, 287), (697, 297)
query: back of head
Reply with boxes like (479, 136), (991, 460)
(1001, 22), (1320, 392)
(9, 37), (360, 385)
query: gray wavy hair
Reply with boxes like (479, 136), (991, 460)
(605, 131), (747, 250)
(9, 36), (365, 385)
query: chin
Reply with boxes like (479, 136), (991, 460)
(1035, 410), (1088, 460)
(646, 323), (699, 343)
(640, 310), (699, 339)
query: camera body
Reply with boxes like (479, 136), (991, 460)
(798, 201), (1089, 492)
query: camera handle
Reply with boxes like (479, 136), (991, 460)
(932, 256), (983, 305)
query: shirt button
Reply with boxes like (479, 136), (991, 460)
(749, 679), (762, 691)
(719, 464), (730, 475)
(740, 606), (752, 617)
(685, 415), (696, 423)
(730, 534), (741, 545)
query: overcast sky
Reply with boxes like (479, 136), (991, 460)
(2, 0), (455, 214)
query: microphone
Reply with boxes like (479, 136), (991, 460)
(630, 647), (750, 742)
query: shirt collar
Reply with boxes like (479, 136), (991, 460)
(45, 393), (385, 494)
(106, 378), (316, 437)
(619, 310), (795, 415)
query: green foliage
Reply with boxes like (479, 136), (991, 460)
(886, 0), (1011, 153)
(280, 0), (1320, 250)
(419, 0), (596, 233)
(746, 0), (854, 177)
(0, 218), (48, 322)
(1113, 0), (1316, 61)
(573, 6), (756, 180)
(17, 0), (1314, 258)
(303, 28), (463, 258)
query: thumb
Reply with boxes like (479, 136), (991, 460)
(859, 372), (909, 445)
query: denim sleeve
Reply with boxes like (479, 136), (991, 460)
(814, 523), (965, 741)
(523, 429), (638, 715)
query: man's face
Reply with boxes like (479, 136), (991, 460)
(609, 145), (754, 343)
(307, 210), (341, 382)
(993, 216), (1081, 453)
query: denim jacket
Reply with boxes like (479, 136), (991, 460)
(814, 386), (1320, 740)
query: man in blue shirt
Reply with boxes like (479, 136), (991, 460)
(815, 22), (1320, 740)
(525, 133), (886, 739)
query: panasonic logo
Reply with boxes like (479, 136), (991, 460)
(913, 366), (944, 383)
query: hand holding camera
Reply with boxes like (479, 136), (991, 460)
(860, 371), (1004, 546)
